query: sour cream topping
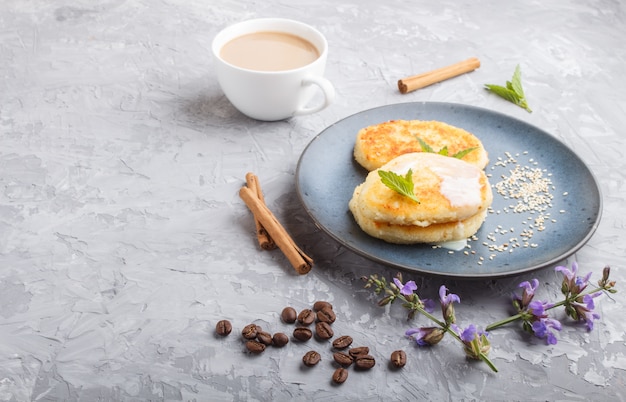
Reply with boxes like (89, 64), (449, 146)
(386, 152), (482, 208)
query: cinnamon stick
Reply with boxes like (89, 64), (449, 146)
(398, 57), (481, 94)
(239, 185), (313, 275)
(245, 172), (277, 250)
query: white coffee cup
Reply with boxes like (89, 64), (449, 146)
(212, 18), (335, 121)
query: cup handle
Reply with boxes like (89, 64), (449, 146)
(294, 76), (336, 116)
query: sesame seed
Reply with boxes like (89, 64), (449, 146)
(470, 150), (564, 265)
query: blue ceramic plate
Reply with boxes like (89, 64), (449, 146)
(295, 102), (602, 278)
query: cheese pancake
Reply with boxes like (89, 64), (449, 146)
(351, 153), (493, 227)
(354, 119), (489, 171)
(349, 197), (488, 244)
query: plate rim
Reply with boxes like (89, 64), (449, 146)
(295, 101), (603, 278)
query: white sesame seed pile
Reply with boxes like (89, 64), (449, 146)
(462, 151), (566, 265)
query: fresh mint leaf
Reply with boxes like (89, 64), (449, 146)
(485, 64), (532, 113)
(510, 65), (525, 98)
(452, 147), (478, 159)
(416, 137), (435, 153)
(378, 169), (420, 203)
(415, 137), (475, 159)
(484, 84), (520, 104)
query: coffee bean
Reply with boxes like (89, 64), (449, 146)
(281, 307), (297, 324)
(332, 367), (348, 384)
(241, 324), (259, 340)
(245, 340), (266, 354)
(316, 307), (336, 324)
(348, 346), (369, 358)
(272, 332), (289, 347)
(293, 327), (313, 342)
(302, 350), (321, 367)
(332, 335), (353, 350)
(313, 301), (333, 311)
(256, 331), (273, 346)
(215, 320), (232, 336)
(315, 321), (334, 340)
(332, 351), (353, 367)
(297, 309), (315, 326)
(390, 350), (407, 368)
(354, 354), (376, 370)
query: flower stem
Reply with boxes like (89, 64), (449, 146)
(399, 295), (499, 372)
(486, 313), (524, 331)
(481, 353), (499, 373)
(401, 296), (446, 327)
(485, 286), (606, 331)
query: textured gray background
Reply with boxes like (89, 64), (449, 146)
(1, 0), (624, 401)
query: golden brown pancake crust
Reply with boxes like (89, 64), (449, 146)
(348, 152), (493, 244)
(349, 196), (489, 244)
(354, 119), (489, 171)
(352, 153), (493, 227)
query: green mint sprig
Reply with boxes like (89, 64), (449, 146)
(416, 137), (476, 159)
(378, 169), (420, 203)
(484, 64), (532, 113)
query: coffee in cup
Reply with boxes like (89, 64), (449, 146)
(212, 18), (335, 121)
(220, 31), (320, 72)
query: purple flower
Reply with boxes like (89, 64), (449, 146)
(439, 285), (461, 305)
(556, 262), (592, 295)
(423, 298), (436, 314)
(582, 292), (601, 310)
(557, 263), (604, 330)
(439, 285), (460, 325)
(451, 324), (491, 360)
(578, 308), (601, 331)
(555, 261), (578, 282)
(406, 327), (445, 346)
(393, 278), (418, 296)
(528, 299), (555, 317)
(575, 272), (593, 293)
(516, 279), (539, 308)
(531, 318), (562, 345)
(573, 292), (602, 330)
(457, 324), (478, 343)
(520, 299), (560, 343)
(556, 262), (578, 294)
(528, 300), (547, 317)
